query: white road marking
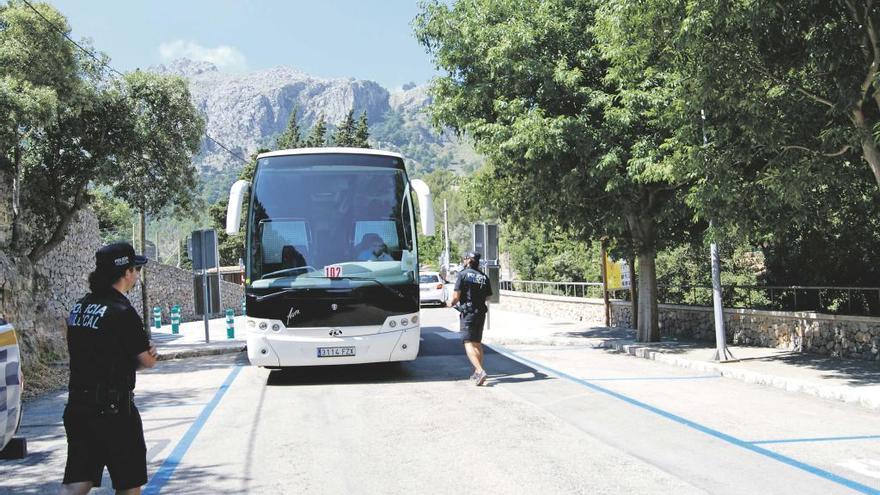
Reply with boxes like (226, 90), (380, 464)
(838, 459), (880, 479)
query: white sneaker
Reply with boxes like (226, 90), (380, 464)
(474, 370), (487, 386)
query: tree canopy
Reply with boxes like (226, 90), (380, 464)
(416, 0), (699, 340)
(0, 1), (205, 264)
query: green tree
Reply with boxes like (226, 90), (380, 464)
(111, 70), (205, 331)
(276, 106), (303, 149)
(91, 189), (133, 244)
(353, 111), (371, 148)
(332, 109), (356, 147)
(0, 1), (140, 261)
(595, 0), (880, 307)
(305, 114), (327, 147)
(416, 0), (696, 341)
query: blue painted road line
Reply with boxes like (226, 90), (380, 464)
(751, 435), (880, 445)
(582, 375), (721, 381)
(144, 365), (243, 495)
(488, 343), (880, 495)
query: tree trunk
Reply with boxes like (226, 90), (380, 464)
(853, 109), (880, 187)
(860, 133), (880, 188)
(628, 255), (638, 330)
(11, 141), (21, 251)
(139, 210), (150, 337)
(0, 164), (13, 250)
(29, 191), (86, 263)
(636, 250), (659, 342)
(626, 211), (659, 342)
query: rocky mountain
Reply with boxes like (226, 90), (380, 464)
(150, 59), (480, 188)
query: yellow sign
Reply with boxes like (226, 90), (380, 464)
(605, 255), (622, 290)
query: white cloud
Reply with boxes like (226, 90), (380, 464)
(158, 40), (247, 71)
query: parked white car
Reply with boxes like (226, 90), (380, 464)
(419, 272), (448, 306)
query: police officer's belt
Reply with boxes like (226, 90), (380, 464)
(68, 388), (134, 404)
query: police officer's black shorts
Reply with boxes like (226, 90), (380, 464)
(62, 404), (147, 490)
(460, 312), (486, 343)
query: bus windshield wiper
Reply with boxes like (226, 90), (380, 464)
(252, 287), (310, 302)
(259, 266), (316, 280)
(315, 276), (410, 301)
(252, 277), (413, 303)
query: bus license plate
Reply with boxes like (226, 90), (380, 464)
(317, 346), (356, 358)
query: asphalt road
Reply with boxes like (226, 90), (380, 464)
(2, 307), (879, 494)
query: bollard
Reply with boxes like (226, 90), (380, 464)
(225, 308), (235, 339)
(170, 305), (180, 334)
(153, 307), (162, 330)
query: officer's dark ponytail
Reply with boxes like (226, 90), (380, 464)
(88, 268), (126, 293)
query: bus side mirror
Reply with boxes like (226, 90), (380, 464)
(410, 179), (435, 236)
(226, 180), (251, 235)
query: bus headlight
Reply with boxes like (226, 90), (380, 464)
(271, 323), (281, 332)
(411, 315), (419, 325)
(258, 322), (268, 331)
(401, 318), (409, 327)
(389, 320), (397, 328)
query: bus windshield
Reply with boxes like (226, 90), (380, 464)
(247, 157), (416, 289)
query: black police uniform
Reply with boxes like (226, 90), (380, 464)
(454, 266), (493, 342)
(63, 287), (150, 489)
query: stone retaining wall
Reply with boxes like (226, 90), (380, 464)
(0, 208), (244, 377)
(128, 264), (244, 324)
(499, 290), (880, 361)
(498, 290), (606, 324)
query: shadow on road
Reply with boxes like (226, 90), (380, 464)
(758, 352), (880, 386)
(265, 326), (552, 387)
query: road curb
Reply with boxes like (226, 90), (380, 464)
(157, 345), (246, 361)
(597, 340), (880, 411)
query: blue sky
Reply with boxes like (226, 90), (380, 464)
(48, 0), (440, 89)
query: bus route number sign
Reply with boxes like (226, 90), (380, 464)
(324, 265), (342, 278)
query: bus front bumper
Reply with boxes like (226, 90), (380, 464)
(247, 327), (420, 367)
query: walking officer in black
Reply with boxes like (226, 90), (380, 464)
(448, 251), (493, 386)
(60, 242), (158, 495)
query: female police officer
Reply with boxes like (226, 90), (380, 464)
(447, 251), (493, 386)
(60, 242), (158, 495)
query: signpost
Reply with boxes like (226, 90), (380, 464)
(473, 223), (501, 328)
(191, 229), (221, 343)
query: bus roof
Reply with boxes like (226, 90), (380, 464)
(258, 147), (404, 160)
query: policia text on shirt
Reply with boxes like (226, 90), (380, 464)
(60, 242), (159, 495)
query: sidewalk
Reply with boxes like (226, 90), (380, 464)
(481, 308), (880, 410)
(148, 315), (246, 360)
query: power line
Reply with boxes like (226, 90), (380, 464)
(20, 0), (249, 165)
(21, 0), (123, 78)
(205, 134), (249, 164)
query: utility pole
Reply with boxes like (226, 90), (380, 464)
(443, 199), (450, 272)
(702, 109), (734, 362)
(600, 237), (610, 327)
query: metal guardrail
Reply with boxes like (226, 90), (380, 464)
(655, 284), (880, 317)
(501, 280), (880, 317)
(499, 280), (604, 299)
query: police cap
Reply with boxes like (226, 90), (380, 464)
(463, 251), (481, 262)
(96, 242), (148, 272)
